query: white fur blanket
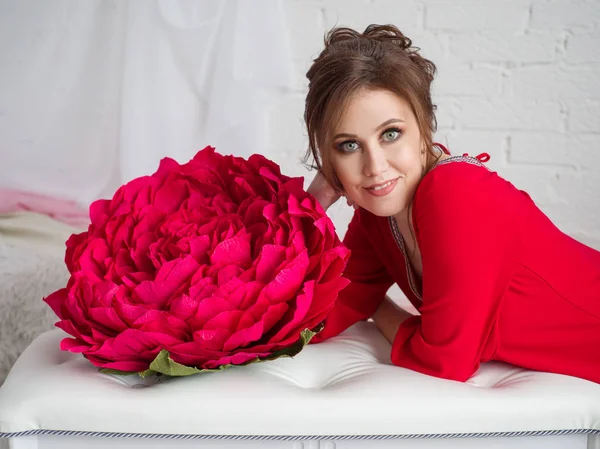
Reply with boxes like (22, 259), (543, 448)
(0, 212), (82, 386)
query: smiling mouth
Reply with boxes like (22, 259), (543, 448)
(365, 178), (398, 191)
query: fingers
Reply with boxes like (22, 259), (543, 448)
(345, 196), (358, 210)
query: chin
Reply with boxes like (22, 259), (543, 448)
(354, 186), (408, 217)
(359, 202), (404, 218)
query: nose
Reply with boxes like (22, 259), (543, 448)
(362, 144), (389, 178)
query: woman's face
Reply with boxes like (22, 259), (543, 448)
(330, 88), (427, 218)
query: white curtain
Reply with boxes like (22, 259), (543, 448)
(0, 0), (294, 206)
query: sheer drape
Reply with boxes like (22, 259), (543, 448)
(0, 0), (294, 206)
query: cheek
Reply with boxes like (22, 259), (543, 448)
(331, 155), (360, 187)
(391, 147), (422, 174)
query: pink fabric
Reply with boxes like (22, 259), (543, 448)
(0, 189), (89, 228)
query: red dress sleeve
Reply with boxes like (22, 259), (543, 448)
(391, 163), (521, 381)
(312, 209), (394, 342)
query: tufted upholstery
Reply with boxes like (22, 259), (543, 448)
(0, 321), (599, 444)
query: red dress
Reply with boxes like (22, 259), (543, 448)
(312, 152), (600, 384)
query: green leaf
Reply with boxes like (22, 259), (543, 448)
(147, 349), (204, 377)
(99, 323), (324, 378)
(99, 368), (139, 376)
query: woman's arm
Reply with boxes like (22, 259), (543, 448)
(311, 208), (395, 343)
(389, 163), (521, 382)
(372, 295), (416, 344)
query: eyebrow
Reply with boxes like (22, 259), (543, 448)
(333, 118), (405, 140)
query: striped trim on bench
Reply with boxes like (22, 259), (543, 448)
(1, 428), (599, 441)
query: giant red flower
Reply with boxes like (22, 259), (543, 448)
(45, 147), (350, 376)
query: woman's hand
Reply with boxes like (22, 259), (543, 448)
(306, 171), (342, 212)
(371, 296), (416, 344)
(306, 171), (357, 212)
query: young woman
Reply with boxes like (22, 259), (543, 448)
(305, 24), (600, 384)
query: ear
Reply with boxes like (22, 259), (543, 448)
(421, 141), (433, 172)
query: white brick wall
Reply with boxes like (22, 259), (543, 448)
(266, 0), (600, 250)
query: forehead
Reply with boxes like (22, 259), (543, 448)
(335, 89), (413, 133)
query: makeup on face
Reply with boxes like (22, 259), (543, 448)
(329, 89), (426, 218)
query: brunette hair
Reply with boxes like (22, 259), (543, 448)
(303, 24), (438, 191)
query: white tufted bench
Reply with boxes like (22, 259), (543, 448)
(1, 321), (599, 449)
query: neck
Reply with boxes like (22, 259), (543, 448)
(393, 205), (412, 236)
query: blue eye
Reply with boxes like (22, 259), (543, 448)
(382, 128), (401, 142)
(337, 141), (360, 153)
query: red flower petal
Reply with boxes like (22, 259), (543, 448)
(133, 255), (199, 307)
(65, 232), (88, 273)
(154, 180), (189, 214)
(192, 328), (230, 351)
(113, 300), (148, 326)
(44, 288), (68, 318)
(203, 350), (270, 369)
(169, 295), (198, 321)
(255, 245), (286, 283)
(210, 232), (252, 267)
(111, 329), (180, 357)
(46, 146), (351, 375)
(223, 302), (288, 351)
(203, 309), (244, 333)
(262, 250), (308, 303)
(90, 356), (149, 372)
(60, 337), (90, 353)
(189, 295), (232, 328)
(88, 307), (128, 333)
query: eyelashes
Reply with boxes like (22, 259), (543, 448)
(335, 127), (403, 154)
(337, 140), (360, 153)
(381, 127), (402, 143)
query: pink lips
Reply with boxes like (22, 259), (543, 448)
(364, 178), (399, 197)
